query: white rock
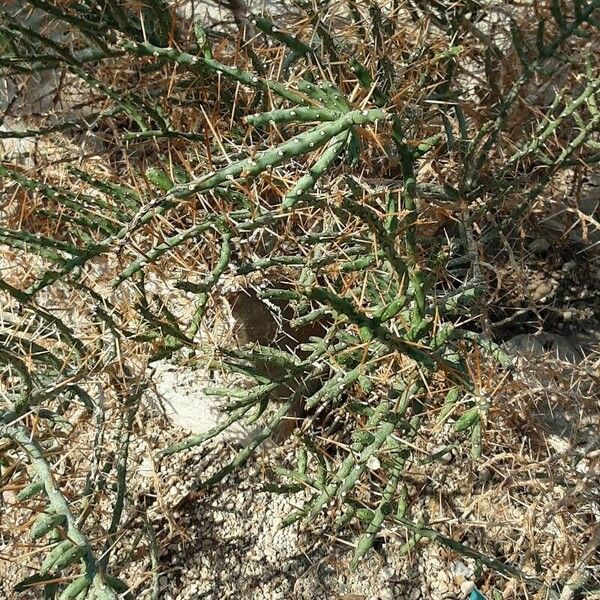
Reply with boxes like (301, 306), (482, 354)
(367, 455), (381, 471)
(410, 587), (422, 600)
(452, 560), (472, 577)
(150, 360), (259, 443)
(461, 581), (475, 596)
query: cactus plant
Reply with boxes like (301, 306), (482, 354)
(0, 0), (599, 597)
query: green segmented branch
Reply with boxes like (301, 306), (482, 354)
(188, 222), (232, 338)
(169, 108), (386, 197)
(298, 79), (350, 111)
(0, 227), (88, 257)
(0, 165), (121, 234)
(156, 380), (282, 457)
(283, 130), (350, 208)
(67, 167), (140, 210)
(300, 285), (438, 369)
(0, 280), (90, 385)
(202, 398), (294, 486)
(122, 40), (308, 105)
(118, 107), (386, 243)
(157, 404), (252, 457)
(284, 399), (391, 525)
(99, 405), (138, 571)
(0, 350), (32, 413)
(466, 0), (600, 187)
(340, 194), (410, 284)
(304, 364), (365, 410)
(351, 383), (422, 565)
(236, 245), (374, 275)
(351, 442), (406, 566)
(112, 220), (216, 286)
(0, 120), (87, 138)
(249, 13), (313, 56)
(0, 230), (65, 264)
(1, 424), (119, 599)
(392, 516), (548, 592)
(246, 106), (341, 126)
(508, 75), (600, 165)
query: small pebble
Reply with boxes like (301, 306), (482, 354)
(410, 587), (422, 600)
(529, 237), (551, 254)
(460, 581), (475, 596)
